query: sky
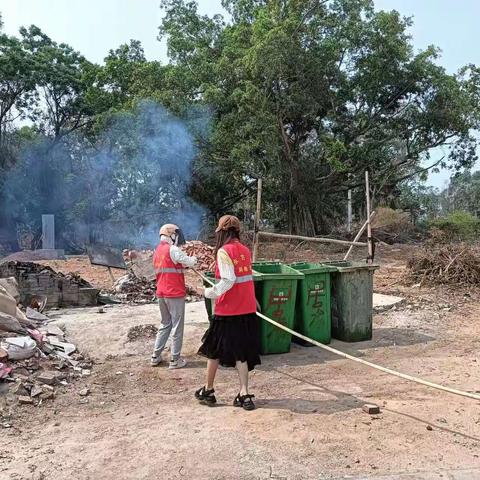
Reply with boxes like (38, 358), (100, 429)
(1, 0), (479, 189)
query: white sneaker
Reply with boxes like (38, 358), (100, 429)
(150, 355), (162, 367)
(169, 357), (187, 369)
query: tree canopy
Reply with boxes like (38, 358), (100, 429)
(1, 1), (479, 251)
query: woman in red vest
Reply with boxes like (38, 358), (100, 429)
(196, 215), (260, 411)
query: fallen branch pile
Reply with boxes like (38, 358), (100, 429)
(407, 243), (480, 285)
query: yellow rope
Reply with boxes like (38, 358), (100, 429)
(195, 269), (480, 401)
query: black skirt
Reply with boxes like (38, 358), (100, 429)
(198, 313), (261, 371)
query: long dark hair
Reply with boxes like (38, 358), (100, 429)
(215, 228), (240, 255)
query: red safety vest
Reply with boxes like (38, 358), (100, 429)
(214, 240), (257, 316)
(153, 241), (186, 298)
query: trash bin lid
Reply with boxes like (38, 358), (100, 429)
(253, 262), (304, 280)
(288, 262), (337, 274)
(320, 260), (379, 272)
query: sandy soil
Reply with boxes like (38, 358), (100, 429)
(2, 244), (480, 480)
(37, 256), (126, 291)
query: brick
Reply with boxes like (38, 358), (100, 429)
(18, 395), (33, 405)
(30, 385), (43, 397)
(362, 403), (380, 415)
(37, 372), (58, 385)
(41, 391), (54, 401)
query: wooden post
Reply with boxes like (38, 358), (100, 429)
(107, 267), (115, 284)
(257, 231), (366, 247)
(347, 189), (352, 233)
(343, 211), (376, 261)
(365, 171), (373, 263)
(252, 178), (263, 261)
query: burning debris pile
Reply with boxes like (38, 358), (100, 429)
(110, 241), (214, 303)
(407, 243), (480, 285)
(112, 274), (156, 303)
(0, 278), (91, 415)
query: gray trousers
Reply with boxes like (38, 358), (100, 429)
(153, 297), (186, 360)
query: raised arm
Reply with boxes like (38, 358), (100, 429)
(169, 245), (197, 268)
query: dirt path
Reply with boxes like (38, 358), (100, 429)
(2, 288), (480, 480)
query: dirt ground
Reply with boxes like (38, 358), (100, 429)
(2, 243), (480, 480)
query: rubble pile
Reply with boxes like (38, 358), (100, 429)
(407, 243), (480, 285)
(126, 324), (158, 342)
(110, 240), (214, 303)
(0, 261), (98, 308)
(111, 273), (201, 303)
(183, 241), (216, 272)
(112, 273), (156, 303)
(0, 278), (90, 414)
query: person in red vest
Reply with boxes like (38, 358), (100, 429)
(151, 223), (197, 369)
(196, 215), (260, 410)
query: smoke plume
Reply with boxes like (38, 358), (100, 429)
(2, 100), (206, 250)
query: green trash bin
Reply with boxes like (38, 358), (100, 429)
(288, 262), (336, 345)
(320, 261), (379, 342)
(253, 262), (304, 354)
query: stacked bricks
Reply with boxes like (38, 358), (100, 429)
(0, 261), (98, 308)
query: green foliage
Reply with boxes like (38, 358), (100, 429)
(158, 0), (480, 234)
(431, 211), (480, 241)
(441, 170), (480, 217)
(396, 181), (441, 224)
(3, 1), (480, 250)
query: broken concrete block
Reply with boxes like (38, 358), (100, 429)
(26, 307), (50, 322)
(1, 336), (37, 360)
(48, 338), (76, 355)
(46, 325), (64, 337)
(0, 277), (20, 302)
(37, 372), (58, 385)
(373, 293), (405, 312)
(40, 391), (54, 401)
(79, 388), (90, 397)
(0, 288), (17, 317)
(363, 404), (380, 415)
(18, 395), (34, 405)
(13, 382), (30, 397)
(30, 385), (43, 397)
(0, 312), (25, 334)
(41, 343), (55, 355)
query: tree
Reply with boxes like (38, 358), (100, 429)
(158, 0), (480, 234)
(441, 170), (480, 217)
(0, 18), (37, 168)
(20, 25), (98, 140)
(396, 181), (440, 224)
